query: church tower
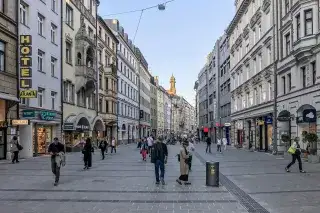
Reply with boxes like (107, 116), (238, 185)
(167, 74), (176, 95)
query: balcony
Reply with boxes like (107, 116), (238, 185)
(70, 0), (96, 26)
(105, 64), (117, 76)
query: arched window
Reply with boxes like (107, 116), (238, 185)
(86, 47), (93, 67)
(77, 52), (82, 65)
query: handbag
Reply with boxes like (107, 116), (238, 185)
(287, 146), (296, 154)
(17, 142), (23, 151)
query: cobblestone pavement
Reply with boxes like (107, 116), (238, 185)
(195, 142), (320, 213)
(0, 144), (247, 213)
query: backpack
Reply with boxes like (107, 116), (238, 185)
(151, 143), (163, 163)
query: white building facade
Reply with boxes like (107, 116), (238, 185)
(62, 0), (105, 151)
(156, 85), (165, 137)
(105, 19), (139, 144)
(227, 0), (275, 151)
(163, 90), (171, 134)
(275, 0), (320, 153)
(19, 0), (62, 157)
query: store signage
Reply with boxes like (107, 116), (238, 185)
(39, 111), (56, 121)
(0, 121), (7, 128)
(302, 109), (316, 123)
(265, 116), (273, 124)
(76, 125), (90, 131)
(257, 120), (264, 125)
(20, 90), (37, 98)
(224, 123), (231, 127)
(63, 122), (74, 130)
(22, 110), (35, 118)
(11, 119), (29, 125)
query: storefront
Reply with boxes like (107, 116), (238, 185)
(19, 109), (61, 157)
(63, 113), (91, 152)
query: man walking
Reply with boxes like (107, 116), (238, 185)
(147, 136), (154, 157)
(48, 137), (65, 186)
(151, 139), (168, 185)
(99, 139), (107, 160)
(206, 136), (212, 153)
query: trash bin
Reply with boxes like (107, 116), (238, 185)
(206, 161), (219, 186)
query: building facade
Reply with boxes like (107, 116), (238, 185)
(198, 66), (209, 140)
(194, 80), (199, 138)
(227, 0), (275, 151)
(156, 84), (165, 137)
(218, 34), (231, 144)
(18, 0), (62, 157)
(0, 0), (19, 159)
(135, 48), (151, 138)
(163, 89), (171, 134)
(150, 76), (157, 136)
(97, 16), (118, 142)
(62, 0), (105, 150)
(105, 19), (139, 144)
(275, 0), (320, 153)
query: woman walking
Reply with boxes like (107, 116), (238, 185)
(176, 141), (191, 185)
(10, 136), (21, 164)
(111, 137), (117, 153)
(285, 141), (306, 173)
(82, 138), (93, 169)
(140, 140), (148, 161)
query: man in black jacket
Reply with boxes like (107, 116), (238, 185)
(151, 140), (168, 185)
(48, 137), (65, 186)
(206, 137), (212, 153)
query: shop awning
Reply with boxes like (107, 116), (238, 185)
(63, 113), (91, 131)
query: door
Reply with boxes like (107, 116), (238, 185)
(0, 128), (6, 159)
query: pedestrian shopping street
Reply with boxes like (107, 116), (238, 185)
(0, 144), (245, 213)
(1, 143), (320, 213)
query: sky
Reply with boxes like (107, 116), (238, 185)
(98, 0), (235, 106)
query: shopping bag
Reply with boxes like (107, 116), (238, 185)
(287, 146), (296, 154)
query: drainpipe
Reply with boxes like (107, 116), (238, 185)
(116, 44), (119, 144)
(60, 0), (65, 152)
(95, 3), (99, 141)
(16, 0), (20, 141)
(272, 0), (279, 154)
(138, 60), (141, 139)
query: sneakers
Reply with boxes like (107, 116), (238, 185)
(176, 179), (182, 185)
(161, 178), (165, 185)
(285, 167), (290, 172)
(54, 182), (58, 186)
(300, 170), (306, 173)
(156, 181), (160, 185)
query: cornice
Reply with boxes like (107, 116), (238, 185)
(262, 0), (271, 13)
(250, 8), (262, 28)
(226, 0), (250, 35)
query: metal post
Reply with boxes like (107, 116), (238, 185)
(138, 60), (141, 140)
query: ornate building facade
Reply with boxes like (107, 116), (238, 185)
(62, 0), (105, 150)
(97, 16), (118, 142)
(227, 0), (275, 151)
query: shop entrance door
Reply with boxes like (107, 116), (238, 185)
(0, 128), (6, 159)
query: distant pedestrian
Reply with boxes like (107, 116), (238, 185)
(217, 138), (222, 153)
(286, 141), (306, 173)
(206, 137), (212, 153)
(82, 138), (93, 169)
(111, 137), (117, 153)
(48, 137), (65, 186)
(137, 138), (142, 149)
(99, 139), (107, 160)
(151, 139), (168, 185)
(176, 141), (191, 185)
(187, 140), (195, 171)
(222, 137), (227, 151)
(140, 140), (148, 161)
(147, 136), (153, 157)
(10, 136), (21, 164)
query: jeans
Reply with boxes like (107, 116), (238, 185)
(206, 144), (211, 153)
(287, 154), (302, 171)
(51, 157), (60, 183)
(101, 149), (105, 159)
(12, 151), (19, 163)
(155, 160), (165, 182)
(111, 146), (116, 153)
(217, 145), (222, 152)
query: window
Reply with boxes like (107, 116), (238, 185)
(89, 0), (93, 12)
(51, 91), (56, 110)
(282, 76), (286, 94)
(37, 13), (44, 36)
(98, 26), (102, 37)
(258, 25), (261, 39)
(209, 95), (213, 105)
(268, 81), (272, 101)
(253, 58), (257, 75)
(258, 54), (262, 71)
(285, 0), (289, 14)
(105, 55), (109, 66)
(51, 57), (57, 77)
(112, 42), (115, 51)
(0, 0), (3, 12)
(312, 61), (316, 85)
(38, 88), (45, 108)
(106, 101), (109, 113)
(287, 73), (291, 91)
(301, 66), (306, 88)
(305, 9), (313, 36)
(98, 50), (102, 63)
(66, 4), (73, 27)
(254, 88), (258, 104)
(37, 50), (44, 72)
(99, 74), (102, 89)
(267, 46), (271, 65)
(106, 77), (109, 90)
(51, 0), (57, 12)
(51, 23), (57, 44)
(296, 14), (300, 39)
(66, 42), (72, 64)
(285, 33), (291, 56)
(99, 99), (102, 112)
(253, 28), (256, 44)
(20, 98), (29, 106)
(20, 2), (28, 25)
(0, 41), (4, 72)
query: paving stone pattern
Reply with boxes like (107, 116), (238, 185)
(0, 144), (248, 213)
(195, 143), (320, 213)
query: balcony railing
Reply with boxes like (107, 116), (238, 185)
(75, 65), (97, 81)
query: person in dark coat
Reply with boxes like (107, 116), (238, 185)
(83, 138), (93, 169)
(99, 139), (107, 160)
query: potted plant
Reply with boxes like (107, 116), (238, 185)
(302, 131), (319, 163)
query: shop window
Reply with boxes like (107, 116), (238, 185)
(33, 126), (52, 154)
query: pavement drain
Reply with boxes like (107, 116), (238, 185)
(92, 180), (105, 182)
(194, 152), (270, 213)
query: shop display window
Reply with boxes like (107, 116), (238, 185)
(33, 126), (53, 154)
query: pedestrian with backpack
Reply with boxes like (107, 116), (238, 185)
(151, 139), (168, 185)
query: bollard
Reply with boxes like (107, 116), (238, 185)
(206, 161), (219, 186)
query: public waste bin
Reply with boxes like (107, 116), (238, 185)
(206, 161), (219, 186)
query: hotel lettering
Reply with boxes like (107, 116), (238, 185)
(19, 35), (37, 98)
